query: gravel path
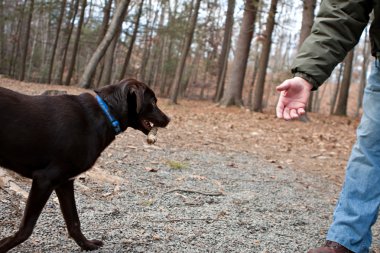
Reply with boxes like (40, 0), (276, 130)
(1, 132), (380, 253)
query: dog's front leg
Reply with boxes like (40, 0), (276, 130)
(0, 177), (54, 253)
(55, 180), (103, 251)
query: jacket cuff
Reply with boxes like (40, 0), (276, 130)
(293, 72), (319, 91)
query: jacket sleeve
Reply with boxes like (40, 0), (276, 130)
(291, 0), (372, 90)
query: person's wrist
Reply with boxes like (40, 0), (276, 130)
(293, 72), (318, 90)
(294, 77), (313, 91)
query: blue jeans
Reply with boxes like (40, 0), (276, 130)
(327, 59), (380, 253)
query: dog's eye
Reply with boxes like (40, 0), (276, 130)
(152, 101), (156, 106)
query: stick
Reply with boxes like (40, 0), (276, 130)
(163, 188), (224, 196)
(147, 127), (158, 144)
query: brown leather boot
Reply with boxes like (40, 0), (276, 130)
(308, 241), (354, 253)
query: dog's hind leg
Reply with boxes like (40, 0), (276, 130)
(0, 176), (54, 253)
(55, 180), (104, 251)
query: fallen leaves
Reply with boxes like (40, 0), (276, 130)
(0, 169), (29, 199)
(145, 167), (159, 172)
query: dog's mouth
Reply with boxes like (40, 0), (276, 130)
(141, 119), (153, 131)
(138, 114), (170, 135)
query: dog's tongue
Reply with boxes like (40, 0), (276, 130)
(146, 127), (158, 144)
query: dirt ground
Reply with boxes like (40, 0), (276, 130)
(0, 77), (366, 252)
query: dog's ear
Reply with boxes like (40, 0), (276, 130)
(126, 83), (144, 114)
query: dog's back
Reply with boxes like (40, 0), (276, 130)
(0, 87), (105, 178)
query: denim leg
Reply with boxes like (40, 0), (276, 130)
(327, 59), (380, 253)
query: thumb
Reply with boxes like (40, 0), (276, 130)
(276, 80), (290, 92)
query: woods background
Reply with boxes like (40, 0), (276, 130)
(0, 0), (370, 116)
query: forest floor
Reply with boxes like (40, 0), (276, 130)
(1, 77), (379, 253)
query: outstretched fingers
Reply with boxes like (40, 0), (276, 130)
(290, 109), (298, 119)
(276, 101), (285, 119)
(283, 107), (291, 120)
(284, 107), (306, 120)
(297, 108), (306, 116)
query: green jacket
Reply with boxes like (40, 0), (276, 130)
(292, 0), (380, 90)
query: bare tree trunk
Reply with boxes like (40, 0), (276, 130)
(182, 41), (202, 97)
(219, 0), (258, 107)
(330, 64), (343, 114)
(100, 0), (130, 87)
(169, 0), (201, 104)
(334, 50), (354, 116)
(161, 0), (179, 96)
(215, 46), (230, 101)
(252, 0), (278, 112)
(139, 2), (158, 83)
(165, 49), (183, 97)
(185, 47), (202, 98)
(98, 0), (113, 46)
(299, 0), (317, 112)
(27, 9), (40, 80)
(118, 0), (143, 81)
(65, 0), (87, 86)
(84, 0), (94, 26)
(93, 0), (113, 88)
(40, 2), (54, 82)
(19, 0), (34, 81)
(80, 0), (130, 88)
(356, 30), (369, 117)
(247, 42), (261, 107)
(299, 0), (316, 48)
(8, 1), (24, 76)
(159, 35), (169, 96)
(57, 0), (79, 85)
(214, 0), (235, 102)
(152, 37), (165, 90)
(200, 52), (212, 100)
(150, 2), (167, 89)
(99, 29), (120, 86)
(47, 0), (67, 84)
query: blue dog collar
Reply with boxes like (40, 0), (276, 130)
(96, 95), (121, 134)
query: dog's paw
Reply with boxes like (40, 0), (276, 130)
(80, 239), (104, 251)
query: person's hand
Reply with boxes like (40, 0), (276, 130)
(276, 77), (313, 120)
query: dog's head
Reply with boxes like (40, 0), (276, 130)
(95, 79), (170, 135)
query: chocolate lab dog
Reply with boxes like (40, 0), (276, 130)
(0, 79), (170, 252)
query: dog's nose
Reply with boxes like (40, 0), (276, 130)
(160, 114), (170, 127)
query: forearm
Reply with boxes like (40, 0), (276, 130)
(292, 0), (371, 90)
